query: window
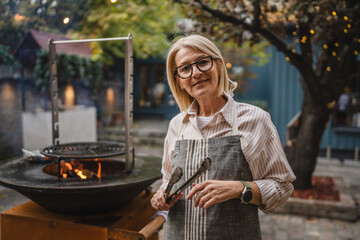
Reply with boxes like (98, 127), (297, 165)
(138, 63), (165, 108)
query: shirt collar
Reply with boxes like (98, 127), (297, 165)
(181, 92), (236, 127)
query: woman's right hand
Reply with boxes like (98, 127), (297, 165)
(151, 188), (183, 211)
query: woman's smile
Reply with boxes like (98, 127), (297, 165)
(192, 79), (208, 87)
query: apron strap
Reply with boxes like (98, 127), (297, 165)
(231, 107), (238, 135)
(177, 120), (188, 140)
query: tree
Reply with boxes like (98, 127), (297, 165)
(78, 0), (183, 63)
(0, 0), (90, 50)
(34, 50), (103, 94)
(174, 0), (360, 189)
(0, 44), (19, 67)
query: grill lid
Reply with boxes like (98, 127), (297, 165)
(40, 141), (126, 159)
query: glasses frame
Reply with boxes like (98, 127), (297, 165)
(174, 55), (215, 79)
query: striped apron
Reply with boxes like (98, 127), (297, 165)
(165, 113), (262, 240)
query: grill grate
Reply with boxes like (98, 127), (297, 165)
(40, 141), (126, 159)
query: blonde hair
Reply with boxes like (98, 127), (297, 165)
(166, 35), (236, 111)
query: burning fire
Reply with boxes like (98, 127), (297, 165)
(60, 160), (101, 180)
(43, 158), (125, 180)
(74, 169), (87, 180)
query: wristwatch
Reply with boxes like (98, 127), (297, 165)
(240, 180), (253, 204)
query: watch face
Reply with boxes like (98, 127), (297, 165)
(243, 190), (253, 203)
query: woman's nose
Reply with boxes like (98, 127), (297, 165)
(192, 65), (201, 77)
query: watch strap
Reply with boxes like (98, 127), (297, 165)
(240, 180), (252, 190)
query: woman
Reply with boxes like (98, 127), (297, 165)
(151, 35), (296, 240)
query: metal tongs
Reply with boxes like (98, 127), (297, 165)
(166, 157), (211, 204)
(164, 167), (183, 200)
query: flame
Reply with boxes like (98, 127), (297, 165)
(98, 162), (101, 179)
(65, 162), (73, 170)
(57, 159), (103, 180)
(74, 169), (87, 180)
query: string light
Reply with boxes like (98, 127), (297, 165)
(344, 16), (348, 21)
(358, 38), (360, 43)
(310, 29), (315, 35)
(63, 17), (70, 24)
(337, 57), (341, 61)
(301, 36), (307, 44)
(293, 31), (297, 36)
(226, 63), (232, 69)
(14, 13), (25, 21)
(292, 49), (296, 53)
(285, 57), (290, 62)
(326, 67), (331, 72)
(315, 6), (320, 11)
(335, 42), (339, 47)
(344, 29), (348, 34)
(332, 51), (336, 56)
(323, 44), (328, 49)
(111, 0), (117, 3)
(332, 11), (336, 16)
(347, 24), (351, 28)
(355, 51), (359, 56)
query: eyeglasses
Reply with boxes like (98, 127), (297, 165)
(174, 56), (214, 79)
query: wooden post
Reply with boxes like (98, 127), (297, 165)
(326, 145), (331, 160)
(355, 146), (359, 161)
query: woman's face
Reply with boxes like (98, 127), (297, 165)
(175, 47), (220, 101)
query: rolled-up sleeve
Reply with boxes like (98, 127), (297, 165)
(159, 116), (181, 190)
(250, 131), (296, 213)
(160, 136), (172, 190)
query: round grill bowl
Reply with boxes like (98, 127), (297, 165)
(0, 153), (161, 214)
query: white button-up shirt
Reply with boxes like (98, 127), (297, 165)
(161, 92), (296, 213)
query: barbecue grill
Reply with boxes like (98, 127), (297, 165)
(0, 35), (162, 215)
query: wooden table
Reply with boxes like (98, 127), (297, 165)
(1, 190), (165, 240)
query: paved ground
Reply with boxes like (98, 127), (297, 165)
(1, 120), (360, 239)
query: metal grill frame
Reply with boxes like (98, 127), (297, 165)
(48, 36), (134, 172)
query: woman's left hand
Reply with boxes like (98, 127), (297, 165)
(186, 180), (243, 209)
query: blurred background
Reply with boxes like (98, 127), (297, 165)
(0, 0), (360, 239)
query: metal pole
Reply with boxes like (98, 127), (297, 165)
(52, 37), (129, 45)
(20, 50), (25, 111)
(48, 39), (60, 145)
(124, 34), (134, 172)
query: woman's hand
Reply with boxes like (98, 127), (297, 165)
(186, 180), (243, 209)
(151, 188), (183, 211)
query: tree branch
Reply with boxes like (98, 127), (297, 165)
(253, 0), (260, 30)
(193, 0), (302, 71)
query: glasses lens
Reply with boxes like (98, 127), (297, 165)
(177, 65), (192, 78)
(197, 57), (212, 71)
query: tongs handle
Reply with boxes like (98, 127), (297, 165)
(166, 171), (201, 204)
(166, 157), (211, 204)
(164, 167), (183, 200)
